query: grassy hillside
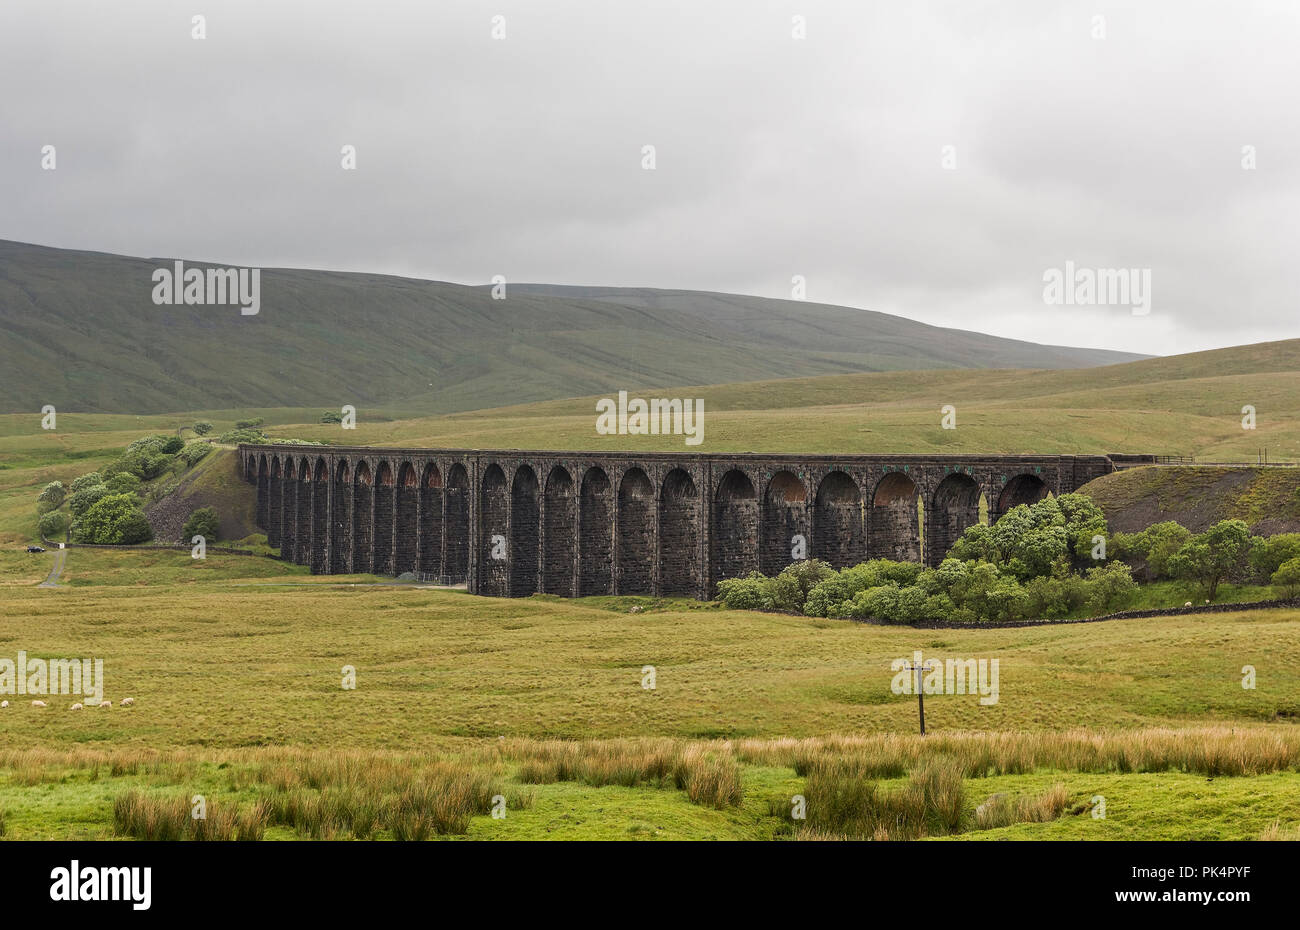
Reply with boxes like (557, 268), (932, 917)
(0, 239), (1144, 415)
(1081, 466), (1300, 535)
(225, 338), (1300, 462)
(143, 448), (262, 543)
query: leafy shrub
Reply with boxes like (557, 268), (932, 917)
(1250, 534), (1300, 583)
(949, 493), (1104, 580)
(320, 411), (343, 424)
(178, 443), (212, 466)
(105, 472), (142, 495)
(125, 434), (170, 455)
(219, 428), (266, 444)
(1082, 561), (1136, 613)
(193, 421), (213, 436)
(1112, 521), (1192, 580)
(235, 417), (265, 429)
(38, 511), (69, 540)
(160, 436), (185, 454)
(182, 507), (220, 542)
(68, 472), (103, 494)
(1272, 557), (1300, 598)
(1166, 520), (1253, 601)
(104, 449), (169, 480)
(68, 484), (109, 517)
(37, 481), (66, 507)
(75, 494), (154, 544)
(715, 572), (771, 610)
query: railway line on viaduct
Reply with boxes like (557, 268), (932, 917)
(237, 445), (1148, 599)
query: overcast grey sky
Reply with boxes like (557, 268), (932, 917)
(2, 0), (1297, 356)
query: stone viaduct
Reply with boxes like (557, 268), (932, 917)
(237, 445), (1134, 599)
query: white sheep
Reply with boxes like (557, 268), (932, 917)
(69, 702), (83, 711)
(98, 700), (112, 708)
(31, 700), (47, 708)
(120, 697), (135, 707)
(0, 700), (8, 708)
(1184, 601), (1193, 607)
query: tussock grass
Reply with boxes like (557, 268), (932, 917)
(502, 738), (743, 808)
(1258, 819), (1300, 841)
(802, 757), (967, 840)
(112, 790), (267, 841)
(974, 784), (1069, 829)
(736, 727), (1300, 779)
(258, 759), (534, 839)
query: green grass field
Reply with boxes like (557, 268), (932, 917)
(1, 547), (1298, 840)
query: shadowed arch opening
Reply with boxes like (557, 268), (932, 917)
(997, 473), (1048, 516)
(372, 461), (396, 574)
(331, 461), (351, 573)
(419, 463), (443, 578)
(510, 466), (540, 596)
(268, 457), (283, 547)
(930, 471), (981, 565)
(543, 467), (575, 595)
(256, 455), (270, 532)
(579, 467), (613, 596)
(617, 468), (654, 595)
(814, 471), (864, 568)
(352, 460), (374, 573)
(761, 471), (808, 575)
(444, 463), (469, 583)
(870, 471), (921, 563)
(393, 462), (418, 575)
(659, 468), (699, 595)
(280, 459), (299, 563)
(310, 458), (328, 573)
(294, 458), (312, 566)
(712, 469), (759, 590)
(479, 464), (508, 596)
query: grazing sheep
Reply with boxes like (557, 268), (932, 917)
(0, 700), (8, 708)
(31, 700), (47, 708)
(98, 700), (111, 708)
(69, 702), (83, 711)
(120, 697), (135, 707)
(1184, 601), (1193, 607)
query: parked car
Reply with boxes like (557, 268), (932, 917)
(26, 545), (45, 553)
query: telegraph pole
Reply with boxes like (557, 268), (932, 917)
(903, 657), (935, 735)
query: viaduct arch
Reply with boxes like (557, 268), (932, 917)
(239, 445), (1124, 598)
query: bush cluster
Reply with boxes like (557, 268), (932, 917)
(75, 493), (153, 544)
(182, 507), (220, 542)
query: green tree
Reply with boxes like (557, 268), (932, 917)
(105, 449), (169, 480)
(105, 472), (142, 495)
(1165, 519), (1252, 601)
(182, 507), (220, 542)
(1272, 557), (1300, 598)
(193, 421), (214, 436)
(1249, 533), (1300, 582)
(76, 493), (153, 544)
(38, 511), (69, 540)
(37, 481), (66, 508)
(69, 472), (103, 494)
(179, 443), (212, 466)
(68, 484), (109, 517)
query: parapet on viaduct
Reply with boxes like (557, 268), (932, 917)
(238, 446), (1150, 599)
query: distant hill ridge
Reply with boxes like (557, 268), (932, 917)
(0, 239), (1146, 415)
